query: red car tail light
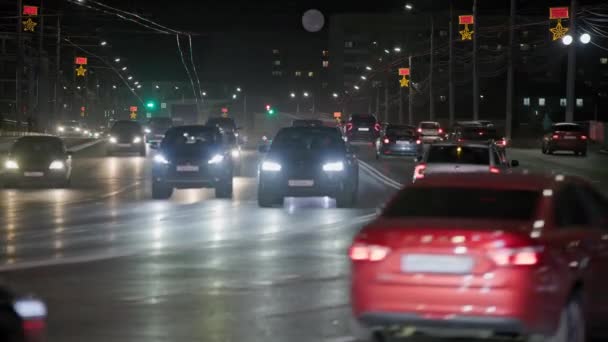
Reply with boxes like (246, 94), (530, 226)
(414, 163), (426, 179)
(374, 123), (381, 131)
(417, 128), (422, 133)
(349, 243), (390, 261)
(438, 128), (443, 134)
(489, 166), (501, 174)
(346, 123), (353, 131)
(457, 138), (464, 142)
(552, 134), (559, 139)
(416, 139), (421, 145)
(383, 138), (390, 144)
(581, 135), (587, 140)
(489, 247), (542, 266)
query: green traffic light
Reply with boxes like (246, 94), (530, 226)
(268, 109), (275, 115)
(146, 101), (156, 109)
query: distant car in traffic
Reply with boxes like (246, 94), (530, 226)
(292, 119), (324, 127)
(3, 136), (72, 188)
(0, 286), (46, 342)
(413, 142), (517, 182)
(542, 122), (587, 156)
(151, 125), (233, 199)
(206, 117), (242, 171)
(344, 114), (381, 143)
(416, 121), (444, 143)
(106, 120), (146, 157)
(375, 124), (421, 159)
(450, 124), (507, 148)
(350, 172), (608, 342)
(144, 117), (173, 144)
(257, 126), (358, 208)
(55, 120), (83, 137)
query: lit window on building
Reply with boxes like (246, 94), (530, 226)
(308, 71), (314, 77)
(601, 57), (608, 65)
(538, 98), (546, 106)
(560, 98), (567, 107)
(295, 71), (302, 77)
(439, 95), (447, 102)
(523, 97), (530, 106)
(520, 44), (529, 51)
(272, 71), (282, 77)
(344, 41), (353, 48)
(322, 61), (329, 68)
(322, 50), (328, 57)
(272, 49), (280, 55)
(576, 98), (583, 107)
(273, 60), (281, 66)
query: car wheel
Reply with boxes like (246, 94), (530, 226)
(580, 150), (587, 157)
(336, 182), (357, 208)
(215, 178), (233, 199)
(528, 295), (585, 342)
(258, 184), (279, 208)
(541, 144), (547, 154)
(152, 181), (173, 199)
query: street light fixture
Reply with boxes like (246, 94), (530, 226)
(136, 85), (142, 89)
(236, 87), (242, 92)
(580, 33), (591, 44)
(562, 34), (573, 46)
(100, 41), (107, 46)
(303, 92), (310, 98)
(354, 85), (360, 90)
(114, 57), (120, 62)
(202, 92), (207, 96)
(232, 94), (237, 99)
(127, 76), (133, 80)
(393, 47), (402, 53)
(365, 66), (372, 71)
(122, 66), (127, 71)
(155, 85), (160, 89)
(384, 49), (390, 54)
(361, 76), (367, 80)
(134, 81), (139, 85)
(112, 85), (117, 89)
(290, 92), (296, 98)
(405, 3), (413, 10)
(175, 86), (179, 90)
(332, 93), (339, 98)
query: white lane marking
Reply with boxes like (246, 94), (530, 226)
(68, 139), (104, 152)
(96, 181), (141, 201)
(358, 160), (402, 189)
(324, 337), (356, 342)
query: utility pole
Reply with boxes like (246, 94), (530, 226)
(449, 0), (455, 126)
(384, 75), (389, 123)
(53, 15), (61, 123)
(375, 86), (380, 117)
(429, 15), (435, 121)
(472, 0), (479, 120)
(505, 0), (516, 139)
(408, 55), (413, 125)
(399, 85), (404, 123)
(16, 0), (24, 127)
(565, 0), (577, 122)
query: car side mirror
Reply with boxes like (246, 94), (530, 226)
(149, 141), (159, 150)
(414, 156), (422, 163)
(511, 160), (519, 167)
(258, 144), (269, 153)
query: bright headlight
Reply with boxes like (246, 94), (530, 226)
(322, 161), (344, 172)
(153, 154), (169, 164)
(84, 130), (90, 135)
(231, 149), (240, 158)
(208, 154), (224, 164)
(49, 160), (65, 170)
(94, 132), (100, 138)
(57, 126), (65, 132)
(109, 136), (117, 144)
(133, 136), (142, 144)
(75, 127), (81, 132)
(4, 160), (19, 170)
(261, 161), (281, 172)
(144, 128), (151, 134)
(13, 299), (46, 319)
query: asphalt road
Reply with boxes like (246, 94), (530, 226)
(0, 136), (606, 342)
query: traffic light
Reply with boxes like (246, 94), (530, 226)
(145, 100), (157, 110)
(265, 104), (276, 116)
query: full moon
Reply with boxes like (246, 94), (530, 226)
(302, 9), (325, 33)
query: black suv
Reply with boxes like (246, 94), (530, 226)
(107, 120), (146, 156)
(257, 126), (358, 208)
(345, 114), (380, 142)
(151, 125), (233, 199)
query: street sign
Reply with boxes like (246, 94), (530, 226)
(221, 107), (228, 113)
(129, 106), (138, 112)
(333, 112), (342, 119)
(75, 57), (88, 65)
(459, 15), (474, 25)
(550, 7), (569, 19)
(23, 5), (38, 16)
(398, 68), (410, 76)
(161, 102), (167, 109)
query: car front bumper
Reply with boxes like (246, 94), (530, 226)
(107, 142), (143, 152)
(259, 171), (349, 198)
(153, 164), (230, 188)
(3, 170), (69, 185)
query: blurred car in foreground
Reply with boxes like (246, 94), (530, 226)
(375, 124), (421, 159)
(144, 117), (173, 144)
(413, 143), (517, 182)
(345, 114), (381, 143)
(292, 119), (324, 127)
(55, 120), (83, 137)
(151, 125), (233, 199)
(0, 287), (46, 342)
(3, 136), (72, 188)
(257, 126), (358, 207)
(350, 172), (608, 342)
(542, 122), (587, 156)
(106, 120), (146, 156)
(416, 121), (444, 143)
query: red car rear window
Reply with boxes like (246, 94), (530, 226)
(383, 188), (540, 220)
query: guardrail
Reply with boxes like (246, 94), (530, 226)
(0, 118), (45, 137)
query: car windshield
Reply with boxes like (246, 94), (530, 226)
(386, 127), (414, 137)
(420, 122), (439, 129)
(207, 118), (236, 131)
(293, 120), (323, 127)
(554, 124), (581, 132)
(12, 138), (63, 155)
(462, 127), (500, 140)
(111, 121), (142, 134)
(271, 128), (343, 151)
(163, 127), (220, 147)
(383, 187), (540, 220)
(59, 120), (79, 127)
(427, 145), (490, 164)
(351, 115), (376, 124)
(148, 118), (173, 129)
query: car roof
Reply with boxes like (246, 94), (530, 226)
(419, 121), (439, 124)
(554, 122), (580, 126)
(411, 173), (575, 191)
(16, 135), (62, 143)
(429, 142), (491, 148)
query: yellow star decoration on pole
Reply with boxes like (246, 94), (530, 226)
(549, 19), (569, 41)
(75, 65), (87, 77)
(130, 111), (137, 120)
(22, 18), (37, 32)
(460, 24), (474, 41)
(400, 76), (409, 88)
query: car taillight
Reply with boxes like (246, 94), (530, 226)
(489, 247), (542, 266)
(414, 163), (426, 179)
(374, 123), (381, 131)
(581, 135), (587, 140)
(489, 166), (501, 174)
(552, 134), (559, 139)
(438, 128), (443, 134)
(349, 243), (390, 261)
(417, 128), (422, 133)
(383, 138), (390, 144)
(416, 139), (421, 145)
(457, 138), (463, 142)
(346, 123), (353, 131)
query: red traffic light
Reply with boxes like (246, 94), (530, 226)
(265, 104), (271, 111)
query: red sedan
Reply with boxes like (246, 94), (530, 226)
(349, 173), (608, 342)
